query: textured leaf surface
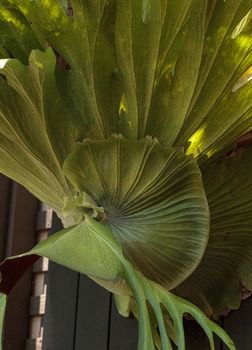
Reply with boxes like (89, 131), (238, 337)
(0, 1), (251, 348)
(63, 136), (209, 289)
(0, 0), (252, 161)
(33, 221), (122, 282)
(177, 0), (252, 161)
(0, 217), (235, 350)
(2, 0), (208, 143)
(2, 0), (121, 139)
(5, 0), (251, 160)
(112, 0), (207, 143)
(143, 0), (206, 145)
(0, 5), (42, 62)
(0, 49), (73, 210)
(175, 146), (252, 318)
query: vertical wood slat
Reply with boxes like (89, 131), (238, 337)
(223, 298), (252, 350)
(74, 276), (111, 350)
(42, 215), (79, 350)
(0, 174), (11, 260)
(181, 319), (222, 350)
(2, 181), (38, 350)
(109, 298), (138, 350)
(42, 261), (79, 350)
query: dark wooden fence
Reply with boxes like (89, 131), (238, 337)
(0, 175), (38, 349)
(1, 175), (252, 350)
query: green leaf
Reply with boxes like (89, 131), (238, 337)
(0, 216), (235, 350)
(3, 0), (122, 139)
(0, 293), (6, 350)
(115, 0), (206, 142)
(114, 294), (131, 317)
(14, 0), (206, 142)
(145, 0), (207, 145)
(32, 221), (123, 281)
(175, 145), (252, 318)
(0, 6), (42, 63)
(141, 0), (151, 24)
(176, 0), (252, 161)
(63, 136), (210, 290)
(0, 48), (74, 210)
(1, 0), (251, 158)
(0, 2), (250, 348)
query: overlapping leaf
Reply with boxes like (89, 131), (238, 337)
(63, 136), (209, 290)
(175, 146), (252, 318)
(0, 1), (251, 349)
(2, 0), (122, 139)
(0, 216), (234, 350)
(0, 49), (74, 210)
(1, 0), (252, 161)
(0, 5), (42, 62)
(177, 0), (252, 161)
(0, 0), (207, 142)
(143, 0), (206, 145)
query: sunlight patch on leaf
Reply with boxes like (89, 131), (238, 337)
(0, 59), (8, 69)
(119, 96), (127, 115)
(176, 1), (252, 160)
(232, 66), (252, 92)
(186, 127), (206, 157)
(231, 9), (252, 39)
(0, 7), (18, 25)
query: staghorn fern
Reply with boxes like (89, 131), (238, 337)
(0, 0), (252, 349)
